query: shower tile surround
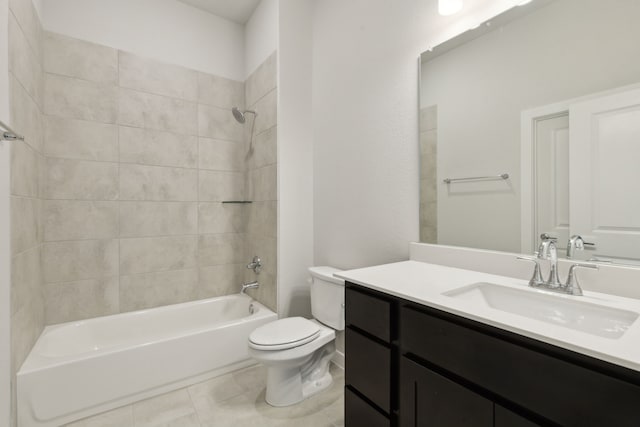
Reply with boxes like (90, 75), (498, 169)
(40, 32), (278, 323)
(8, 0), (46, 425)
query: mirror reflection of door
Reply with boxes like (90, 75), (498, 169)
(534, 114), (569, 253)
(570, 88), (640, 263)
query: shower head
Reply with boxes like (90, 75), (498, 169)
(231, 107), (257, 124)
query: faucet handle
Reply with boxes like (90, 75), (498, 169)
(565, 263), (599, 296)
(246, 256), (262, 274)
(516, 256), (544, 287)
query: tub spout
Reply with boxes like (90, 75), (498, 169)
(241, 281), (259, 294)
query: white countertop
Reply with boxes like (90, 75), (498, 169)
(336, 260), (640, 372)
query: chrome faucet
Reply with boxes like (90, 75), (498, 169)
(241, 281), (259, 294)
(538, 234), (561, 288)
(517, 234), (599, 296)
(566, 235), (585, 259)
(246, 256), (262, 274)
(564, 263), (598, 296)
(566, 235), (595, 259)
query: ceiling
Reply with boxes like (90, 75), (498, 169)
(177, 0), (261, 24)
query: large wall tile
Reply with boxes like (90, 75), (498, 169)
(8, 14), (42, 107)
(247, 164), (276, 202)
(198, 137), (244, 171)
(11, 246), (41, 317)
(197, 104), (243, 141)
(119, 51), (198, 101)
(10, 76), (42, 153)
(119, 201), (197, 237)
(245, 51), (276, 108)
(119, 269), (198, 312)
(198, 203), (247, 234)
(246, 201), (277, 239)
(119, 235), (197, 276)
(198, 233), (245, 267)
(198, 264), (244, 299)
(119, 126), (197, 169)
(44, 32), (117, 83)
(9, 0), (42, 60)
(10, 196), (40, 255)
(44, 116), (118, 162)
(43, 239), (118, 283)
(46, 158), (119, 200)
(119, 164), (197, 201)
(10, 142), (40, 198)
(246, 125), (276, 170)
(118, 88), (197, 135)
(44, 74), (117, 123)
(44, 277), (119, 324)
(199, 170), (244, 202)
(253, 89), (277, 135)
(44, 200), (118, 241)
(197, 72), (244, 109)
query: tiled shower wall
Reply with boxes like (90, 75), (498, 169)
(419, 105), (437, 244)
(42, 32), (278, 323)
(243, 52), (278, 312)
(8, 0), (45, 424)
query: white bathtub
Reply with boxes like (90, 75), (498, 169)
(17, 293), (276, 427)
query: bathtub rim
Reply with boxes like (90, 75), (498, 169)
(18, 293), (272, 375)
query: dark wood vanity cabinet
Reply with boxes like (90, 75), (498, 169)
(345, 284), (395, 426)
(345, 282), (640, 427)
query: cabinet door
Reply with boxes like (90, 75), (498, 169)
(400, 357), (492, 427)
(345, 327), (391, 413)
(345, 387), (390, 427)
(495, 405), (540, 427)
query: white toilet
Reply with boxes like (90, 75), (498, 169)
(248, 266), (345, 407)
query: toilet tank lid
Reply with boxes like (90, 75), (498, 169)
(308, 266), (345, 286)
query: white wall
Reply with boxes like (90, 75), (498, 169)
(277, 0), (313, 318)
(0, 0), (11, 422)
(245, 0), (278, 79)
(311, 0), (519, 270)
(41, 0), (245, 80)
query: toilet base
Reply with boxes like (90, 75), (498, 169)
(264, 342), (335, 407)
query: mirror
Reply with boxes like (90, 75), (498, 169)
(419, 0), (640, 265)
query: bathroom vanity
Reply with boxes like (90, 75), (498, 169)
(338, 260), (640, 427)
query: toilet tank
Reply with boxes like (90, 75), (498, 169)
(309, 266), (345, 331)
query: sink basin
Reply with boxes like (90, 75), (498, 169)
(443, 282), (638, 339)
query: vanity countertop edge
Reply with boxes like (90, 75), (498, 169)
(335, 260), (640, 373)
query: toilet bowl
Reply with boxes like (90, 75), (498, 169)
(248, 267), (345, 407)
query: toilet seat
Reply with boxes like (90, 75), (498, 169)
(249, 317), (321, 351)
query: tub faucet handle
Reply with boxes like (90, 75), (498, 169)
(247, 256), (262, 274)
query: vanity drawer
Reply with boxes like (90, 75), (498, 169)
(345, 387), (390, 427)
(345, 285), (391, 342)
(401, 305), (640, 427)
(345, 326), (391, 413)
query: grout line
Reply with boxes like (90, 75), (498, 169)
(185, 385), (205, 427)
(7, 74), (45, 153)
(8, 8), (44, 79)
(116, 48), (122, 311)
(42, 231), (248, 244)
(45, 151), (247, 172)
(43, 263), (247, 287)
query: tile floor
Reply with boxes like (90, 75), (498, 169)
(65, 364), (345, 427)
